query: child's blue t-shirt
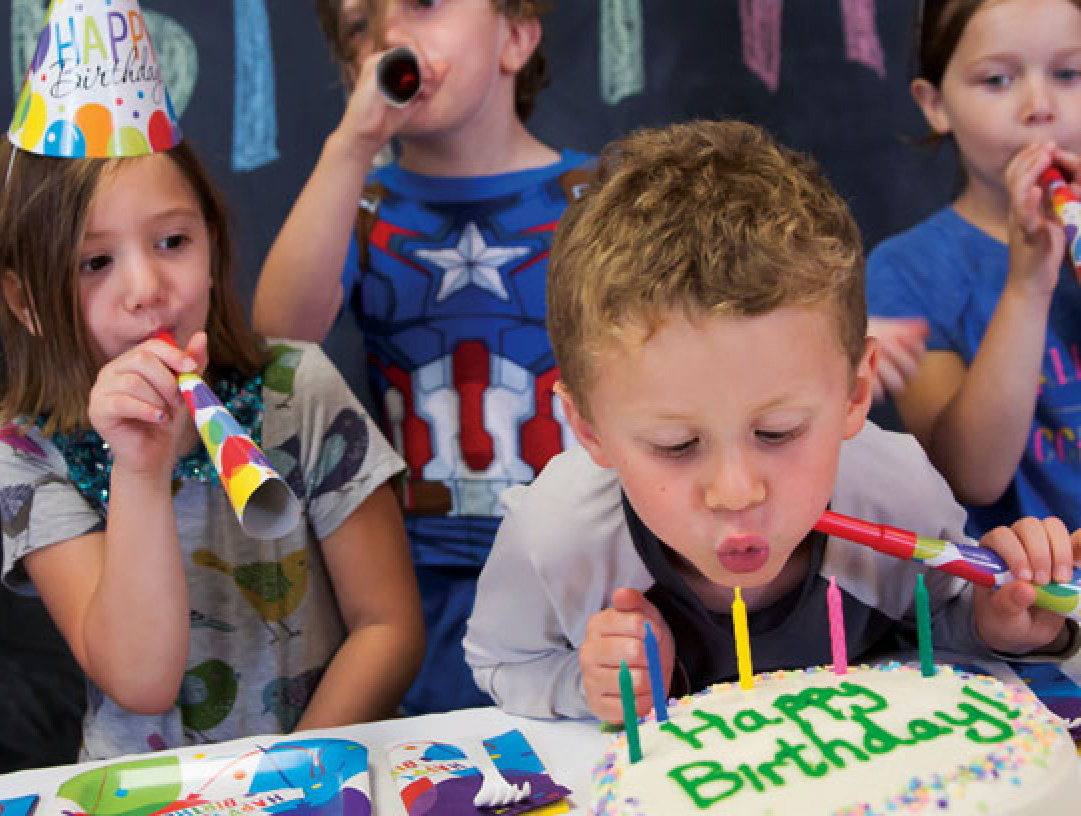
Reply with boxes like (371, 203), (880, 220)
(339, 150), (593, 714)
(866, 207), (1081, 536)
(341, 150), (593, 568)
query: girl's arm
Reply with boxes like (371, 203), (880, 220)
(295, 482), (425, 728)
(894, 144), (1068, 505)
(23, 336), (208, 714)
(894, 292), (1048, 505)
(252, 51), (418, 343)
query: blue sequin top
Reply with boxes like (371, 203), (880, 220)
(45, 369), (264, 515)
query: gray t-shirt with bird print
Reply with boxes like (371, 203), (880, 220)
(0, 341), (405, 759)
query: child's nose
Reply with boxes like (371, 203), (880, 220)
(122, 255), (165, 312)
(380, 3), (409, 47)
(703, 455), (766, 513)
(1021, 75), (1056, 125)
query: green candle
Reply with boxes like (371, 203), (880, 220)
(619, 660), (642, 763)
(915, 573), (935, 677)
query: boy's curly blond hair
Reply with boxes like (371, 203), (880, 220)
(314, 0), (549, 121)
(547, 120), (866, 418)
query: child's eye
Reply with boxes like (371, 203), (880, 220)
(412, 0), (442, 9)
(79, 254), (112, 274)
(978, 73), (1011, 89)
(1054, 67), (1081, 82)
(157, 234), (189, 251)
(651, 438), (699, 458)
(755, 427), (800, 446)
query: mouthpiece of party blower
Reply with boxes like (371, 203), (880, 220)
(1038, 165), (1081, 280)
(376, 46), (422, 107)
(156, 331), (300, 539)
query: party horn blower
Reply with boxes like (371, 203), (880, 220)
(156, 332), (300, 539)
(1039, 166), (1081, 279)
(814, 510), (1081, 622)
(377, 47), (421, 107)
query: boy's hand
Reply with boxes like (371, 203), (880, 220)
(867, 317), (928, 400)
(580, 587), (675, 725)
(1005, 142), (1080, 301)
(88, 332), (208, 480)
(972, 517), (1080, 655)
(336, 43), (442, 159)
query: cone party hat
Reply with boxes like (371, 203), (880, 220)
(8, 0), (182, 158)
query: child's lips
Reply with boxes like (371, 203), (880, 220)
(715, 535), (770, 574)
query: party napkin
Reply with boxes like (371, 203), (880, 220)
(0, 795), (39, 816)
(387, 728), (571, 816)
(49, 736), (370, 816)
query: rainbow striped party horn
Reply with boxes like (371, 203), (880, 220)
(814, 510), (1081, 621)
(156, 331), (300, 539)
(1039, 166), (1081, 279)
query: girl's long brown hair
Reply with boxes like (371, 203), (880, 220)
(0, 141), (266, 435)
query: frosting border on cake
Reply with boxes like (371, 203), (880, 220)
(590, 662), (1077, 816)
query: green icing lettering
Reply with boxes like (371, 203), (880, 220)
(660, 709), (736, 749)
(668, 761), (743, 807)
(772, 687), (868, 768)
(961, 684), (1021, 719)
(733, 707), (784, 734)
(664, 676), (1019, 811)
(756, 738), (828, 786)
(935, 701), (1015, 743)
(850, 708), (918, 754)
(907, 717), (953, 741)
(737, 762), (766, 792)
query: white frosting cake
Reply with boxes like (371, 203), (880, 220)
(591, 662), (1078, 815)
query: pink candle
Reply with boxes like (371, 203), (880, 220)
(827, 576), (847, 675)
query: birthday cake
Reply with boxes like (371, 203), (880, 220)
(590, 662), (1078, 815)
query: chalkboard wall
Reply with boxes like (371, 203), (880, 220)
(2, 0), (957, 380)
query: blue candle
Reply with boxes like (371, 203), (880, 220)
(644, 621), (668, 721)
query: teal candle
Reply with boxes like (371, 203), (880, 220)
(644, 621), (668, 721)
(619, 660), (642, 763)
(915, 573), (935, 677)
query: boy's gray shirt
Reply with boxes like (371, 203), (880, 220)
(463, 421), (1076, 719)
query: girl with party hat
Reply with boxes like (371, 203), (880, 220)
(0, 0), (423, 758)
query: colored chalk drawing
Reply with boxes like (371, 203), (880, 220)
(599, 0), (888, 104)
(11, 0), (279, 171)
(599, 0), (644, 106)
(740, 0), (783, 92)
(46, 737), (370, 816)
(232, 0), (278, 172)
(740, 0), (887, 91)
(840, 0), (885, 78)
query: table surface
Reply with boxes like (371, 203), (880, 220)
(0, 707), (609, 816)
(3, 653), (1081, 815)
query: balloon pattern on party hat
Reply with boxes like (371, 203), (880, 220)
(8, 0), (182, 157)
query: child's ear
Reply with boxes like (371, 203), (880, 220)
(554, 380), (612, 469)
(842, 337), (877, 440)
(500, 14), (542, 75)
(1, 269), (40, 336)
(910, 77), (951, 136)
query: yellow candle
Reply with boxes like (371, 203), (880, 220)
(732, 586), (754, 690)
